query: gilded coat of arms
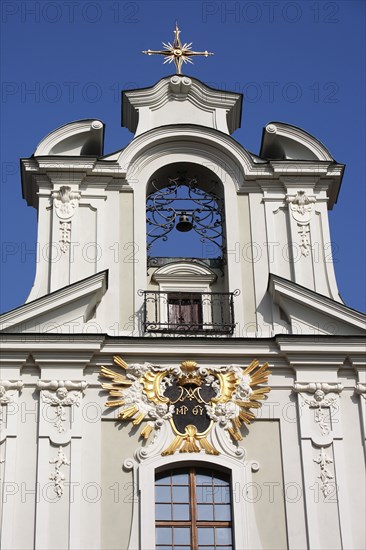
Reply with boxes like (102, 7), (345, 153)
(100, 357), (271, 456)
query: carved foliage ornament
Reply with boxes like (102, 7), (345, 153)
(286, 190), (317, 257)
(0, 381), (23, 422)
(294, 382), (343, 436)
(100, 357), (271, 456)
(51, 186), (81, 253)
(37, 380), (87, 433)
(59, 221), (71, 253)
(313, 447), (334, 497)
(298, 224), (311, 257)
(286, 190), (316, 222)
(52, 186), (81, 220)
(49, 446), (70, 498)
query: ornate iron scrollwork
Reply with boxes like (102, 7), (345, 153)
(146, 175), (225, 260)
(139, 290), (238, 335)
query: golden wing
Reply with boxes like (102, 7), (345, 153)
(212, 370), (238, 403)
(100, 356), (146, 425)
(100, 355), (133, 406)
(100, 356), (169, 440)
(230, 360), (272, 441)
(141, 370), (169, 404)
(162, 425), (219, 456)
(118, 370), (170, 431)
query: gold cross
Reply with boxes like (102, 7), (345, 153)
(143, 22), (214, 75)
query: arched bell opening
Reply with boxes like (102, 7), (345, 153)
(146, 162), (226, 270)
(143, 163), (237, 335)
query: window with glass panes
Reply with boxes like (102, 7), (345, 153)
(155, 466), (233, 550)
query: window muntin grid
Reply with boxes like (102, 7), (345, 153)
(155, 467), (233, 550)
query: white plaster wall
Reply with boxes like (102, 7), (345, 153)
(237, 194), (256, 334)
(100, 421), (140, 550)
(240, 420), (288, 550)
(5, 385), (39, 550)
(271, 206), (293, 281)
(337, 377), (366, 549)
(26, 195), (52, 302)
(119, 192), (135, 334)
(0, 340), (365, 550)
(70, 204), (97, 282)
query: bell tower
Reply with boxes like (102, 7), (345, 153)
(6, 69), (357, 338)
(0, 23), (365, 550)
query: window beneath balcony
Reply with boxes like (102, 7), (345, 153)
(140, 261), (237, 334)
(168, 293), (203, 331)
(155, 466), (234, 550)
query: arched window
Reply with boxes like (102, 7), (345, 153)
(142, 164), (238, 335)
(155, 466), (233, 549)
(146, 167), (226, 265)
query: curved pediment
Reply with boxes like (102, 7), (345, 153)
(34, 119), (104, 156)
(115, 125), (269, 185)
(122, 75), (242, 136)
(152, 261), (217, 285)
(260, 122), (334, 161)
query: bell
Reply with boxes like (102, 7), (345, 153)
(176, 212), (193, 232)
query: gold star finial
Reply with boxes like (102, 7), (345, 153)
(142, 22), (214, 75)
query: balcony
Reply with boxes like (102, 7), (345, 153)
(140, 290), (238, 335)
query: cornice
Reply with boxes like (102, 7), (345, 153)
(269, 274), (366, 331)
(117, 125), (344, 190)
(21, 157), (129, 208)
(0, 333), (364, 356)
(0, 271), (108, 331)
(21, 127), (343, 211)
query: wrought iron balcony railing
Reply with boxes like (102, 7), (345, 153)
(139, 290), (238, 334)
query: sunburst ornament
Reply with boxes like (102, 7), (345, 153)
(142, 22), (214, 75)
(100, 357), (271, 456)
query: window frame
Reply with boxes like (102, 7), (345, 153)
(155, 466), (233, 549)
(151, 262), (217, 329)
(136, 454), (263, 550)
(167, 293), (204, 331)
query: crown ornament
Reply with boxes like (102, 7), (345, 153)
(179, 361), (202, 386)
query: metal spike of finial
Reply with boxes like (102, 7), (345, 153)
(142, 22), (214, 75)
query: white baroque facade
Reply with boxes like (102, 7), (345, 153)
(0, 75), (365, 550)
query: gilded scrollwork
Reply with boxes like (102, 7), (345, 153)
(100, 357), (271, 456)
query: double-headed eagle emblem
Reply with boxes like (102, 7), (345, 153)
(101, 357), (271, 455)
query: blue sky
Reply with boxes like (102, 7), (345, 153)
(1, 0), (365, 314)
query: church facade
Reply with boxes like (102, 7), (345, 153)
(0, 60), (365, 549)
